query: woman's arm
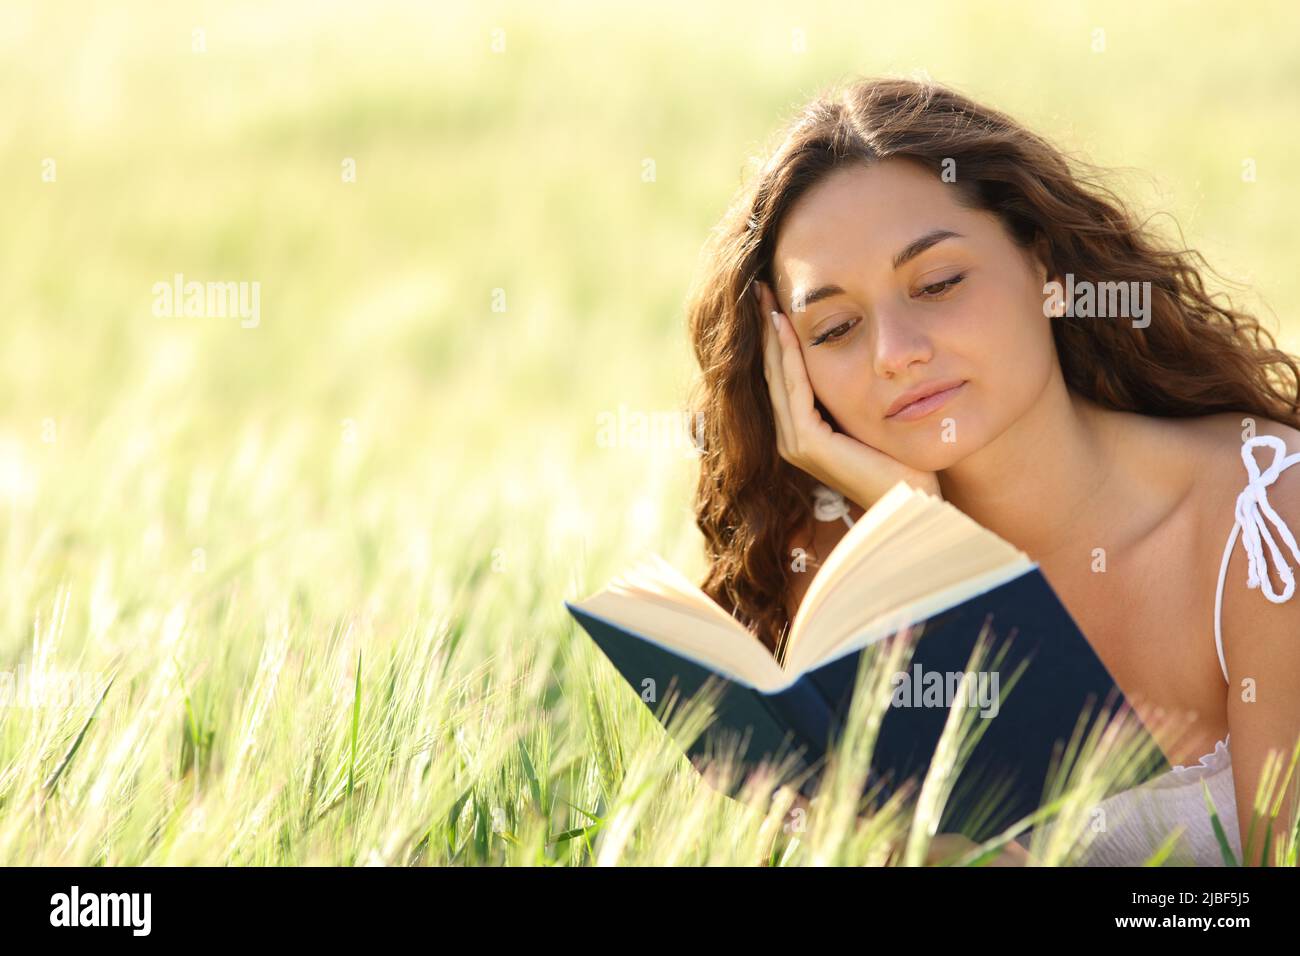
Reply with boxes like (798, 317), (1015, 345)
(1221, 466), (1300, 866)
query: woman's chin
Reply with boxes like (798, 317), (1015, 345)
(891, 443), (973, 475)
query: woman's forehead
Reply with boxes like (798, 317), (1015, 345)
(772, 162), (976, 279)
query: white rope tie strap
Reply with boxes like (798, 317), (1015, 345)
(811, 483), (855, 529)
(1213, 434), (1300, 683)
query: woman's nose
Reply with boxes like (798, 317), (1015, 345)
(871, 308), (933, 378)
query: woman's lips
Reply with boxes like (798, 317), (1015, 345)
(886, 381), (966, 422)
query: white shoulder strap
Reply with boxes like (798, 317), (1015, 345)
(1214, 433), (1300, 683)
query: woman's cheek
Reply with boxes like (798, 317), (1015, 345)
(810, 365), (865, 429)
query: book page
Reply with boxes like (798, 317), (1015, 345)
(788, 480), (920, 638)
(572, 556), (789, 689)
(782, 483), (1031, 674)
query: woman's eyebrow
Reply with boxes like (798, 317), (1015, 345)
(893, 228), (963, 270)
(788, 228), (964, 312)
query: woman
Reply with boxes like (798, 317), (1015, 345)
(684, 75), (1300, 865)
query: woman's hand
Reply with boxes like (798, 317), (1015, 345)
(756, 280), (940, 509)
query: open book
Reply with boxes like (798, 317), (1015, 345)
(565, 481), (1167, 836)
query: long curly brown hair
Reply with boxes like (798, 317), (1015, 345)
(684, 74), (1300, 662)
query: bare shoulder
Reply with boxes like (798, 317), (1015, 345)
(784, 507), (854, 620)
(1177, 412), (1300, 514)
(1189, 412), (1300, 497)
(784, 515), (819, 620)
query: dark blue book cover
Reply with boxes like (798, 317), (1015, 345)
(566, 564), (1171, 840)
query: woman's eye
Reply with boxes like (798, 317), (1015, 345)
(811, 319), (856, 347)
(807, 276), (964, 346)
(916, 272), (966, 299)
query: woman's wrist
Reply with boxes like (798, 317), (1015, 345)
(904, 470), (942, 498)
(849, 470), (940, 510)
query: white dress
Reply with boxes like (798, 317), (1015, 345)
(812, 434), (1300, 865)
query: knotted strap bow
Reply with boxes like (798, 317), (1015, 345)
(1233, 434), (1300, 603)
(811, 483), (856, 528)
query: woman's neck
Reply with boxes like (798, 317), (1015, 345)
(937, 376), (1187, 562)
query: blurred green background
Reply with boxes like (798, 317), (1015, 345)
(0, 0), (1296, 863)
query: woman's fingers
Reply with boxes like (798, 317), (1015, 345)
(756, 281), (796, 455)
(771, 303), (821, 442)
(757, 280), (821, 462)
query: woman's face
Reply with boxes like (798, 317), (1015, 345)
(770, 157), (1060, 473)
